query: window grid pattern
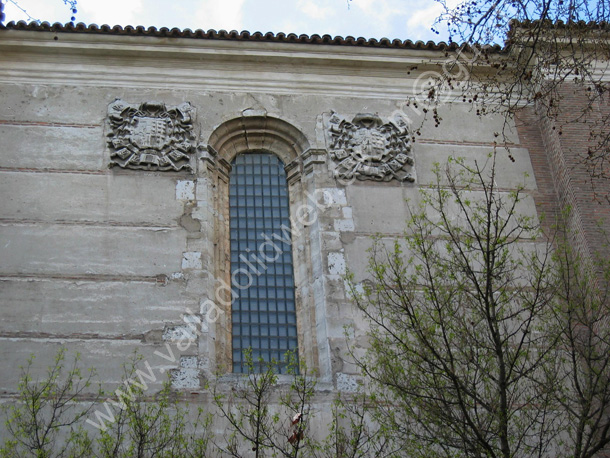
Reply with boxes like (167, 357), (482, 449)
(229, 153), (298, 373)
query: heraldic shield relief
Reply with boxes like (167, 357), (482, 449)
(107, 99), (196, 172)
(326, 112), (415, 182)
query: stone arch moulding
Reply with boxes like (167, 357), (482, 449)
(202, 114), (329, 378)
(206, 115), (311, 177)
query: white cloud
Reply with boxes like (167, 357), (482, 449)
(4, 0), (70, 24)
(407, 3), (443, 36)
(194, 0), (246, 31)
(78, 0), (145, 26)
(406, 0), (466, 40)
(349, 0), (405, 35)
(278, 18), (301, 34)
(296, 0), (334, 20)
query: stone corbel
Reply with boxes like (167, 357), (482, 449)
(301, 148), (328, 174)
(198, 144), (218, 168)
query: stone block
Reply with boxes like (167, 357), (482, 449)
(0, 339), (194, 392)
(327, 252), (346, 275)
(0, 225), (185, 276)
(0, 172), (183, 225)
(336, 372), (361, 392)
(182, 252), (203, 270)
(0, 277), (196, 336)
(319, 187), (347, 206)
(418, 103), (520, 144)
(405, 190), (540, 239)
(414, 144), (537, 190)
(0, 125), (104, 170)
(347, 185), (412, 234)
(334, 218), (355, 232)
(345, 234), (549, 285)
(176, 180), (196, 200)
(344, 236), (408, 283)
(348, 183), (539, 236)
(0, 84), (110, 124)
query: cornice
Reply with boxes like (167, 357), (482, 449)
(0, 27), (502, 99)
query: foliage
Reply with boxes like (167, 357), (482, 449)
(94, 353), (212, 458)
(0, 348), (99, 458)
(548, 222), (610, 458)
(0, 0), (77, 25)
(435, 0), (605, 45)
(213, 350), (399, 457)
(348, 1), (609, 198)
(0, 346), (392, 458)
(213, 350), (316, 457)
(348, 153), (561, 457)
(6, 154), (610, 457)
(312, 392), (396, 458)
(0, 350), (211, 458)
(432, 0), (610, 111)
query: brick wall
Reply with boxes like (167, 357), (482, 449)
(517, 82), (610, 270)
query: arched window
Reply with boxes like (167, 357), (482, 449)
(206, 115), (327, 378)
(229, 152), (299, 373)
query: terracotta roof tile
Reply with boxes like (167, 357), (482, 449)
(0, 19), (503, 53)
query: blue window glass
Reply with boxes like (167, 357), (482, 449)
(230, 153), (298, 373)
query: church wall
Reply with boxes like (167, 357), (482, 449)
(0, 29), (546, 400)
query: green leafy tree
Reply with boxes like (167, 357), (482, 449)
(547, 224), (610, 458)
(213, 350), (317, 457)
(0, 349), (99, 458)
(312, 392), (397, 458)
(93, 353), (211, 458)
(0, 350), (212, 458)
(2, 346), (402, 457)
(348, 153), (560, 457)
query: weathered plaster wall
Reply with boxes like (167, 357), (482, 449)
(0, 29), (545, 402)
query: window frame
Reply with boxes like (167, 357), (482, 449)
(203, 115), (326, 376)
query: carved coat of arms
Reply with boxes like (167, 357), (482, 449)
(326, 112), (414, 182)
(107, 99), (196, 171)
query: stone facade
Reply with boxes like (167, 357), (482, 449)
(1, 16), (607, 444)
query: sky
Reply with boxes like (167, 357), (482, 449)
(2, 0), (452, 43)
